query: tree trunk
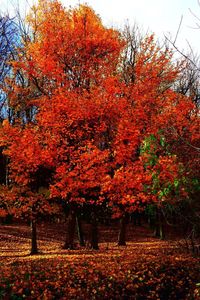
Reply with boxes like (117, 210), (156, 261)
(5, 157), (9, 187)
(133, 211), (141, 226)
(148, 216), (154, 229)
(154, 208), (165, 239)
(76, 216), (85, 246)
(30, 217), (38, 255)
(63, 208), (76, 249)
(118, 213), (129, 246)
(90, 212), (99, 250)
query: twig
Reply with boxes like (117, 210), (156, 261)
(174, 15), (183, 44)
(165, 35), (200, 72)
(171, 127), (200, 152)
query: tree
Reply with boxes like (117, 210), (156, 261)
(0, 0), (199, 251)
(103, 34), (198, 244)
(0, 15), (19, 116)
(0, 120), (57, 253)
(21, 0), (123, 94)
(0, 0), (124, 251)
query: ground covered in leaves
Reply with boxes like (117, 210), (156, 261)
(0, 222), (200, 299)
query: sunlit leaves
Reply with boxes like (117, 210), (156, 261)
(0, 0), (199, 222)
(0, 232), (199, 299)
(25, 0), (124, 93)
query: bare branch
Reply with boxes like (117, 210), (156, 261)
(165, 35), (200, 71)
(174, 15), (183, 44)
(172, 127), (200, 153)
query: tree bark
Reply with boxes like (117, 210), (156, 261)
(118, 213), (129, 246)
(133, 211), (141, 226)
(63, 208), (76, 249)
(90, 212), (99, 250)
(5, 157), (9, 187)
(30, 216), (38, 255)
(154, 208), (165, 239)
(76, 215), (85, 246)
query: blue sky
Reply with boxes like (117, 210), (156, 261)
(1, 0), (200, 54)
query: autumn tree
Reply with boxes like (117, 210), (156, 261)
(102, 34), (199, 244)
(162, 12), (200, 239)
(0, 0), (199, 252)
(0, 119), (58, 254)
(0, 0), (124, 250)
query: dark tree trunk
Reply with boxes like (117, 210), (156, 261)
(5, 157), (9, 187)
(118, 213), (129, 246)
(30, 217), (38, 255)
(133, 211), (142, 226)
(76, 216), (85, 246)
(90, 212), (99, 250)
(148, 216), (155, 229)
(154, 208), (165, 240)
(63, 208), (76, 249)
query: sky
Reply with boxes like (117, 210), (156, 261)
(1, 0), (200, 55)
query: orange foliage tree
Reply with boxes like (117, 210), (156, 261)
(0, 0), (199, 251)
(101, 36), (197, 244)
(0, 120), (57, 253)
(0, 0), (124, 250)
